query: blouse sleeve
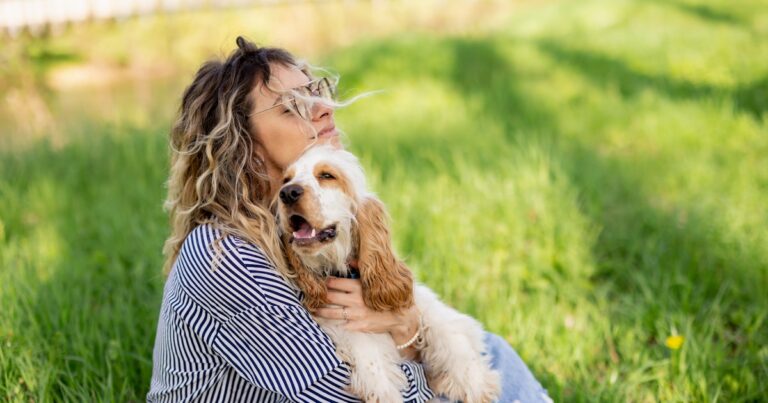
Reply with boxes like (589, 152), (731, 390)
(211, 303), (434, 402)
(178, 226), (434, 402)
(211, 303), (361, 402)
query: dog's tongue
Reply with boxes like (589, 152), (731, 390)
(293, 222), (315, 239)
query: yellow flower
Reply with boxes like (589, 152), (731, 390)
(665, 335), (685, 350)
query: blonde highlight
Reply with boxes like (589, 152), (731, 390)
(162, 38), (299, 278)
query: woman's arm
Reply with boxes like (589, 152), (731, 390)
(176, 228), (432, 402)
(213, 296), (432, 402)
(312, 277), (423, 361)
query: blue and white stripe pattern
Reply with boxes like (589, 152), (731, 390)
(147, 223), (434, 402)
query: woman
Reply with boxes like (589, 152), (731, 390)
(147, 37), (549, 402)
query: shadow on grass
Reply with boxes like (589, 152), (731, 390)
(673, 2), (744, 24)
(448, 39), (559, 137)
(537, 40), (768, 121)
(335, 35), (767, 401)
(643, 0), (747, 26)
(334, 36), (561, 181)
(734, 75), (768, 119)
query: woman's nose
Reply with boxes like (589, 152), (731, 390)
(311, 101), (333, 121)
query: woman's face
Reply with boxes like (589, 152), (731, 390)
(249, 63), (339, 174)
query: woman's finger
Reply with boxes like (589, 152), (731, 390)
(313, 306), (346, 320)
(325, 290), (362, 307)
(343, 311), (380, 333)
(326, 277), (362, 293)
(313, 306), (365, 322)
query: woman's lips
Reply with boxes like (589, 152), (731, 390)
(318, 125), (337, 137)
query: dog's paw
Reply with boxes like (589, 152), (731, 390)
(429, 364), (501, 403)
(348, 361), (407, 403)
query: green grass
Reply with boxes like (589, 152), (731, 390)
(1, 0), (767, 401)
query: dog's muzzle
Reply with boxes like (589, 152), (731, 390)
(280, 184), (304, 205)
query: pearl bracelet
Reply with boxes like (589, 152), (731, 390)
(395, 312), (426, 350)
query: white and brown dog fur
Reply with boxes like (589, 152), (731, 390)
(276, 145), (501, 403)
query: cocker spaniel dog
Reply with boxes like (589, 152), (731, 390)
(276, 145), (501, 402)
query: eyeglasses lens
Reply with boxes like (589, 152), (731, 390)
(293, 78), (335, 120)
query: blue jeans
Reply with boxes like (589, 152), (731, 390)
(484, 332), (550, 403)
(437, 333), (550, 403)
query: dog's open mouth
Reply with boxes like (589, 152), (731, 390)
(289, 214), (337, 246)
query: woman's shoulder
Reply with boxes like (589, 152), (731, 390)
(180, 222), (269, 268)
(172, 223), (302, 318)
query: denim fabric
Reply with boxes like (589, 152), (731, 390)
(484, 332), (550, 403)
(435, 333), (550, 403)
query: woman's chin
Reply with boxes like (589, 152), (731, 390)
(319, 131), (340, 147)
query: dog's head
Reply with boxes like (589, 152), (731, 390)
(277, 145), (413, 311)
(277, 145), (367, 265)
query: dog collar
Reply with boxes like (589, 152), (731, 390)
(332, 268), (360, 279)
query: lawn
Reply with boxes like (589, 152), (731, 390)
(1, 0), (766, 401)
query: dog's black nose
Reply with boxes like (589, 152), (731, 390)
(279, 184), (304, 205)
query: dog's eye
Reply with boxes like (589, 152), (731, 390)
(318, 172), (335, 180)
(282, 177), (292, 184)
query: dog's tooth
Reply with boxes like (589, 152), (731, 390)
(310, 228), (316, 238)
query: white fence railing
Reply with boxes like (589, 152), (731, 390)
(0, 0), (314, 36)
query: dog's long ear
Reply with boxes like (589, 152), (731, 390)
(282, 235), (327, 310)
(355, 196), (414, 312)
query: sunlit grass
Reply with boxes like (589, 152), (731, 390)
(1, 0), (767, 401)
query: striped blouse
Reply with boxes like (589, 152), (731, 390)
(147, 223), (434, 402)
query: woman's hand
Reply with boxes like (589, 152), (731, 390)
(311, 277), (422, 360)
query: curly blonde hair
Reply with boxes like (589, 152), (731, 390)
(162, 37), (310, 277)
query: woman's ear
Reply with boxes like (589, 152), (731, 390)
(283, 235), (327, 310)
(355, 196), (414, 312)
